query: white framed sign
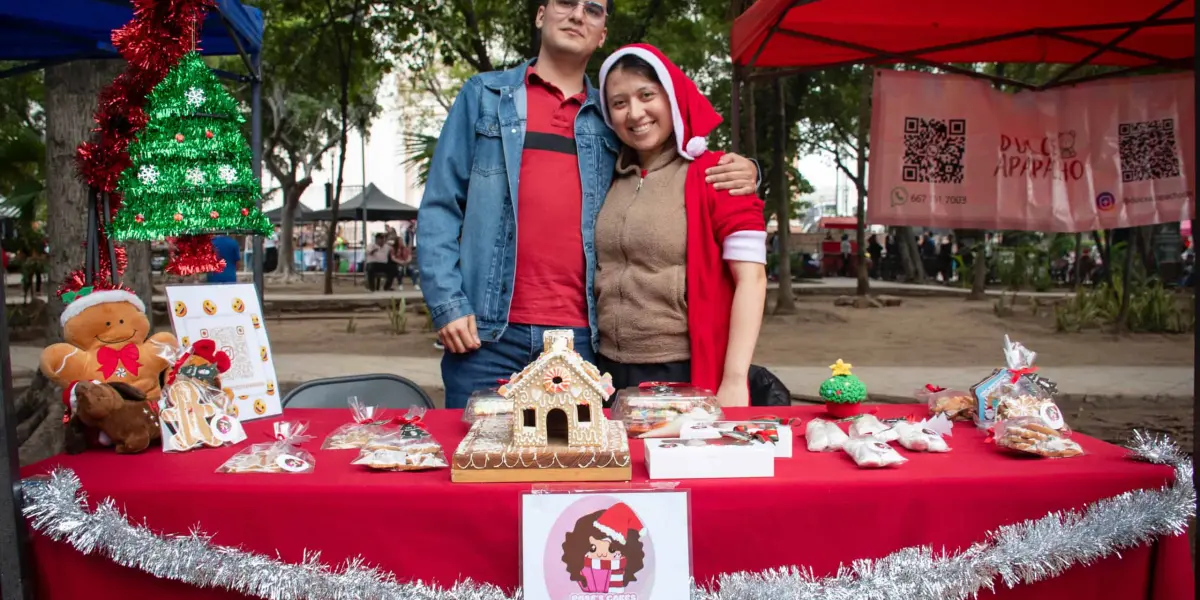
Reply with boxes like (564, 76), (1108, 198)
(165, 283), (281, 421)
(521, 490), (692, 600)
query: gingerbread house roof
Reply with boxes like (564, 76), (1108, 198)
(500, 338), (615, 402)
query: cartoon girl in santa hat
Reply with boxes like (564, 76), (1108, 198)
(593, 43), (767, 408)
(561, 502), (647, 594)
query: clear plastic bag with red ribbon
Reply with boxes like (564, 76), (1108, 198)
(322, 397), (387, 449)
(914, 384), (975, 422)
(971, 335), (1061, 431)
(217, 421), (315, 474)
(352, 407), (448, 471)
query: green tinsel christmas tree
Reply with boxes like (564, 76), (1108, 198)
(110, 52), (271, 241)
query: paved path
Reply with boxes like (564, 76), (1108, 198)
(9, 345), (1190, 399)
(5, 277), (1074, 306)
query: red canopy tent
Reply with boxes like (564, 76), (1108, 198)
(731, 0), (1193, 88)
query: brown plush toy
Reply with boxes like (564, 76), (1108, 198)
(39, 284), (177, 450)
(72, 381), (162, 454)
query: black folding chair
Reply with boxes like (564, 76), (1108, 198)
(281, 374), (434, 410)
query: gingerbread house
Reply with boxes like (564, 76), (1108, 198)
(499, 330), (616, 447)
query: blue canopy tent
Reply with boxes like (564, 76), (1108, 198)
(0, 2), (265, 598)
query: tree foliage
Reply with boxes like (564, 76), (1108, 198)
(220, 0), (394, 278)
(0, 67), (47, 241)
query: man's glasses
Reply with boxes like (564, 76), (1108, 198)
(551, 0), (606, 21)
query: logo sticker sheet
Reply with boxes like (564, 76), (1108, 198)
(166, 283), (281, 421)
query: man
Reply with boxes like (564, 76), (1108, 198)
(418, 0), (760, 408)
(264, 224), (279, 272)
(365, 233), (390, 291)
(207, 235), (241, 284)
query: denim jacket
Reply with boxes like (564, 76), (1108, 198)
(417, 60), (619, 350)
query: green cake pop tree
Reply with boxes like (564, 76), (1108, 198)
(820, 359), (868, 418)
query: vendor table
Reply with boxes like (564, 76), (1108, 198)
(20, 405), (1194, 599)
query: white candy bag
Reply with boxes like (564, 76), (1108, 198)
(805, 418), (849, 452)
(844, 435), (908, 468)
(893, 421), (950, 453)
(849, 414), (899, 442)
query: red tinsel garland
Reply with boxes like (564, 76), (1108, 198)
(167, 235), (226, 276)
(62, 0), (217, 298)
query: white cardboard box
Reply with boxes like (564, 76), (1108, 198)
(679, 421), (794, 458)
(645, 438), (775, 479)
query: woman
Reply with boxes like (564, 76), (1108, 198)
(594, 44), (767, 407)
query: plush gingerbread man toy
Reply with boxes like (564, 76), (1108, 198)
(39, 284), (177, 446)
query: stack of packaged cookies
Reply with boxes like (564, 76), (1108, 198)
(970, 336), (1080, 459)
(352, 407), (448, 471)
(217, 421), (315, 474)
(993, 417), (1083, 458)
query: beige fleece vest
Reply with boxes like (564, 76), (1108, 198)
(594, 148), (690, 364)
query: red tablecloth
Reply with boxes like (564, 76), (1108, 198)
(20, 405), (1194, 599)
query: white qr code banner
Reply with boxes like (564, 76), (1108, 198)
(868, 69), (1195, 232)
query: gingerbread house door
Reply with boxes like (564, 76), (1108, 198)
(545, 408), (569, 445)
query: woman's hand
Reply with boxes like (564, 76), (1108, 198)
(716, 378), (750, 407)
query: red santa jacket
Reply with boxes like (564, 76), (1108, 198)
(684, 151), (767, 393)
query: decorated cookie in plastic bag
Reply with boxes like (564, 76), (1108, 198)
(844, 436), (908, 468)
(805, 418), (849, 452)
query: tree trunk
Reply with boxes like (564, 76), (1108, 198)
(125, 242), (152, 327)
(276, 181), (310, 279)
(854, 70), (870, 297)
(1072, 232), (1083, 289)
(744, 80), (757, 161)
(897, 226), (925, 281)
(17, 59), (127, 465)
(772, 79), (795, 314)
(1115, 228), (1137, 332)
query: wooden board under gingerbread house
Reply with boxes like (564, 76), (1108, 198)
(451, 329), (632, 483)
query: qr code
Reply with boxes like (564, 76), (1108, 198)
(1119, 119), (1181, 182)
(902, 117), (966, 184)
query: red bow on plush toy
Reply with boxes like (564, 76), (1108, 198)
(96, 344), (141, 378)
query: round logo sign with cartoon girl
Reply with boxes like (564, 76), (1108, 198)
(545, 496), (655, 599)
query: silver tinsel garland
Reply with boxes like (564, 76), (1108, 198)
(21, 431), (1195, 600)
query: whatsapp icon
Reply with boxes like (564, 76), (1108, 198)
(890, 186), (909, 207)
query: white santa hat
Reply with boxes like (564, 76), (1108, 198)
(60, 288), (145, 327)
(593, 502), (645, 545)
(598, 43), (724, 161)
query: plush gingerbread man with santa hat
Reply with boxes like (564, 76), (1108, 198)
(39, 281), (177, 447)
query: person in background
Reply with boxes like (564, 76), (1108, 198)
(264, 224), (279, 272)
(938, 234), (954, 283)
(840, 233), (852, 276)
(867, 234), (882, 280)
(207, 235), (241, 284)
(365, 233), (390, 291)
(385, 238), (413, 290)
(418, 0), (760, 408)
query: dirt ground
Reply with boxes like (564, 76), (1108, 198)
(264, 295), (1195, 367)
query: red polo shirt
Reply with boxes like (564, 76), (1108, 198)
(508, 68), (589, 328)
